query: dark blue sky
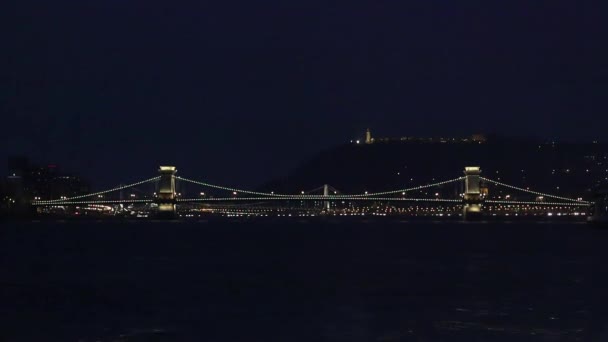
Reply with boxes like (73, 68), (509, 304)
(2, 1), (607, 188)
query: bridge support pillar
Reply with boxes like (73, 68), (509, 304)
(323, 184), (330, 212)
(463, 166), (483, 220)
(156, 166), (177, 217)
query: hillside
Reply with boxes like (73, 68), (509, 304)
(262, 138), (607, 198)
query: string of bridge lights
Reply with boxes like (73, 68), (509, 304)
(36, 199), (154, 206)
(30, 174), (593, 208)
(176, 176), (465, 198)
(175, 176), (292, 197)
(177, 197), (463, 202)
(31, 175), (464, 206)
(31, 176), (161, 205)
(480, 177), (591, 204)
(346, 176), (465, 197)
(485, 200), (591, 207)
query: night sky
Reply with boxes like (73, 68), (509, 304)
(2, 1), (607, 188)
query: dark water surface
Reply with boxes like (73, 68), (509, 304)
(1, 220), (608, 341)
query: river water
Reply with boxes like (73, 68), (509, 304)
(1, 220), (607, 341)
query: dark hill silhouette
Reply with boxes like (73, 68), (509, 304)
(261, 137), (607, 199)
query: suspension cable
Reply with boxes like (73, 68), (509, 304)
(33, 176), (161, 204)
(176, 176), (285, 197)
(485, 200), (591, 207)
(347, 176), (465, 197)
(34, 199), (153, 205)
(481, 177), (590, 204)
(177, 197), (463, 203)
(176, 176), (465, 198)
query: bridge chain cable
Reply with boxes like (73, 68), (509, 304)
(485, 200), (591, 207)
(347, 176), (465, 197)
(176, 176), (465, 199)
(327, 185), (341, 194)
(302, 185), (326, 194)
(35, 199), (154, 206)
(480, 177), (591, 205)
(175, 176), (287, 197)
(32, 176), (161, 205)
(178, 197), (462, 203)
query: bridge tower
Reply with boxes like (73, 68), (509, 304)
(589, 187), (608, 224)
(157, 166), (177, 217)
(463, 166), (483, 220)
(323, 184), (330, 212)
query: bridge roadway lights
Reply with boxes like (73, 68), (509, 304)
(463, 166), (484, 220)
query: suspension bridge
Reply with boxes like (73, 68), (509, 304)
(30, 166), (594, 219)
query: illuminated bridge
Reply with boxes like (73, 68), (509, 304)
(30, 165), (594, 219)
